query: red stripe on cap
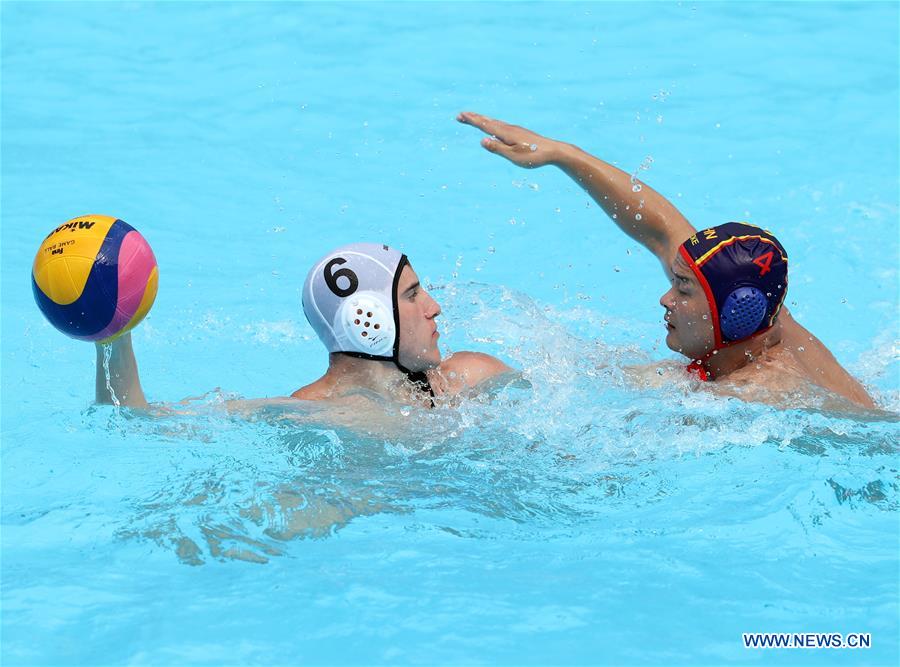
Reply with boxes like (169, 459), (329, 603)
(693, 234), (785, 268)
(679, 245), (722, 349)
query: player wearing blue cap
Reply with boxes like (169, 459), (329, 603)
(95, 243), (511, 410)
(458, 111), (875, 409)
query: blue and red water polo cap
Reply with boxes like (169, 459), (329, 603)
(679, 222), (788, 349)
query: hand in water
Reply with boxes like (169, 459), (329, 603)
(457, 111), (561, 168)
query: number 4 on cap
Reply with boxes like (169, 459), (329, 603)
(753, 251), (774, 276)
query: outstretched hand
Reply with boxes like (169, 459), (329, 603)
(456, 111), (562, 169)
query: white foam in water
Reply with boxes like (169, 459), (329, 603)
(58, 282), (894, 571)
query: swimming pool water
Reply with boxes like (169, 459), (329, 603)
(2, 2), (898, 665)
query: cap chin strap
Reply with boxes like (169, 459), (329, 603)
(332, 353), (435, 406)
(686, 359), (712, 382)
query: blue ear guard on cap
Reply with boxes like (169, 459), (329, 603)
(720, 286), (768, 341)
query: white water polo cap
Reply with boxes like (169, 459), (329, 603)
(302, 243), (408, 361)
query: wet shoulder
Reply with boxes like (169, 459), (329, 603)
(779, 317), (876, 408)
(432, 352), (513, 393)
(291, 376), (334, 400)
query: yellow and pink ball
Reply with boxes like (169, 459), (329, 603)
(32, 215), (158, 343)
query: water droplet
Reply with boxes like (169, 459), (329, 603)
(702, 314), (708, 320)
(635, 213), (642, 220)
(798, 346), (805, 353)
(613, 266), (621, 273)
(529, 143), (538, 152)
(656, 367), (663, 376)
(487, 246), (495, 254)
(632, 184), (642, 192)
(399, 406), (411, 417)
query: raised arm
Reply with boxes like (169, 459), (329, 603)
(457, 111), (696, 276)
(95, 332), (148, 408)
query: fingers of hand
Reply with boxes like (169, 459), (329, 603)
(480, 136), (502, 151)
(458, 111), (514, 142)
(481, 137), (533, 166)
(457, 111), (490, 127)
(481, 137), (515, 158)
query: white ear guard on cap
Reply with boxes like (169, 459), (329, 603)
(302, 242), (407, 362)
(336, 291), (395, 356)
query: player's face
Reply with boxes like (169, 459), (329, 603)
(395, 265), (442, 372)
(659, 253), (716, 360)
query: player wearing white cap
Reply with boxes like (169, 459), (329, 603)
(95, 243), (511, 410)
(291, 242), (511, 405)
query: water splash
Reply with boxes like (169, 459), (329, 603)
(56, 284), (899, 565)
(630, 155), (654, 192)
(101, 343), (120, 409)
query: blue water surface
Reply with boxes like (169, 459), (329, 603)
(2, 2), (898, 665)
